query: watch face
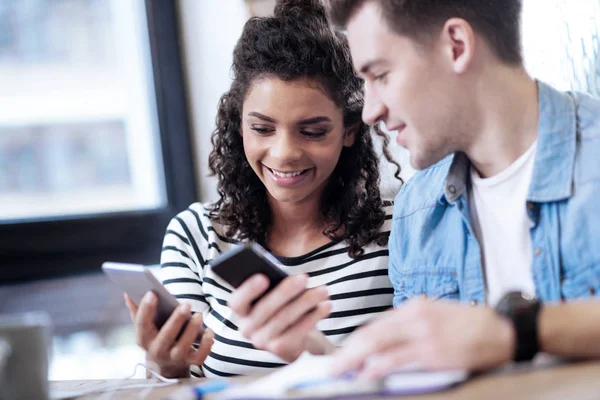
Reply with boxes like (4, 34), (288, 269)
(495, 291), (542, 362)
(497, 291), (536, 315)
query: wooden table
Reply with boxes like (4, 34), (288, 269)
(50, 360), (600, 400)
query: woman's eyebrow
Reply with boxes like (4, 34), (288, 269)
(297, 116), (332, 125)
(248, 111), (277, 123)
(247, 113), (332, 125)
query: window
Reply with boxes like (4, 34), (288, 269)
(0, 0), (196, 282)
(522, 0), (600, 96)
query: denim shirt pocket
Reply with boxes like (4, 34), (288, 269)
(396, 267), (460, 301)
(560, 264), (600, 300)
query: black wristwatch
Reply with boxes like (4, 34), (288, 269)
(495, 291), (542, 362)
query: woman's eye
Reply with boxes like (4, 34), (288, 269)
(250, 126), (274, 134)
(301, 130), (327, 138)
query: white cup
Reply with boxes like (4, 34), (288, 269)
(0, 312), (52, 400)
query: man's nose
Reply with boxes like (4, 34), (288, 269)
(362, 84), (387, 125)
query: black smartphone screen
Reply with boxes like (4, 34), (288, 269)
(210, 243), (288, 298)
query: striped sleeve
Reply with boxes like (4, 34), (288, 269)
(380, 200), (394, 236)
(160, 205), (210, 313)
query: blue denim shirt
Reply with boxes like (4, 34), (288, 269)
(389, 81), (600, 307)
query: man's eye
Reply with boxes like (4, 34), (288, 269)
(374, 72), (388, 82)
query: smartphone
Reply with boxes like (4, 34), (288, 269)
(102, 262), (186, 330)
(210, 243), (289, 300)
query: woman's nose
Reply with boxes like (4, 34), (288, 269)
(268, 131), (303, 162)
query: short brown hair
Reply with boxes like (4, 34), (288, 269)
(327, 0), (523, 65)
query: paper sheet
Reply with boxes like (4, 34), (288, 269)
(215, 353), (468, 399)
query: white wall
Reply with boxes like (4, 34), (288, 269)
(522, 0), (600, 93)
(177, 0), (248, 202)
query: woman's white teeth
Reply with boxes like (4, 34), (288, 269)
(271, 169), (306, 178)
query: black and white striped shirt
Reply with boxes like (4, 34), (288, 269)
(159, 202), (394, 378)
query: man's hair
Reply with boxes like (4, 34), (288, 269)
(327, 0), (523, 65)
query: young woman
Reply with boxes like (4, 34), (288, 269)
(125, 0), (401, 379)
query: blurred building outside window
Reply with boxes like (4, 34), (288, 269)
(0, 0), (166, 221)
(522, 0), (600, 96)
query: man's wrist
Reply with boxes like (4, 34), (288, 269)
(497, 312), (517, 364)
(537, 304), (571, 357)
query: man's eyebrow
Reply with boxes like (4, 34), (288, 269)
(298, 116), (332, 125)
(248, 112), (276, 123)
(359, 59), (385, 75)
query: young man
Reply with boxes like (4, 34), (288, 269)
(326, 0), (600, 378)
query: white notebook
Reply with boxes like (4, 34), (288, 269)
(214, 353), (468, 399)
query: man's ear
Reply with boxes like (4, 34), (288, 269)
(343, 123), (359, 147)
(440, 18), (475, 74)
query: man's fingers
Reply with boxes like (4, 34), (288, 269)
(332, 309), (410, 375)
(227, 274), (270, 317)
(358, 347), (420, 380)
(135, 292), (159, 348)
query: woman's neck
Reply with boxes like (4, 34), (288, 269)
(266, 196), (331, 258)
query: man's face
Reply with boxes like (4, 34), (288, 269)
(346, 1), (467, 169)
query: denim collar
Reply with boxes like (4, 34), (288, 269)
(441, 81), (577, 204)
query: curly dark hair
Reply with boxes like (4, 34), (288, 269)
(208, 0), (401, 258)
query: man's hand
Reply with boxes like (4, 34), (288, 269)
(228, 274), (333, 362)
(333, 298), (515, 379)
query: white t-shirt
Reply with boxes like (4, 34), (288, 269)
(469, 141), (538, 306)
(159, 202), (394, 377)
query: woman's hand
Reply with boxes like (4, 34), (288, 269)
(228, 274), (333, 362)
(124, 292), (214, 378)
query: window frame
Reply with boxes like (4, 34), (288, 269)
(0, 0), (197, 283)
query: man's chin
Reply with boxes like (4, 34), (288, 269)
(409, 151), (449, 171)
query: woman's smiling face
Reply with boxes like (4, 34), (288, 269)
(241, 76), (355, 206)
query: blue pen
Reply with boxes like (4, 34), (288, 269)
(193, 380), (232, 399)
(291, 372), (356, 390)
